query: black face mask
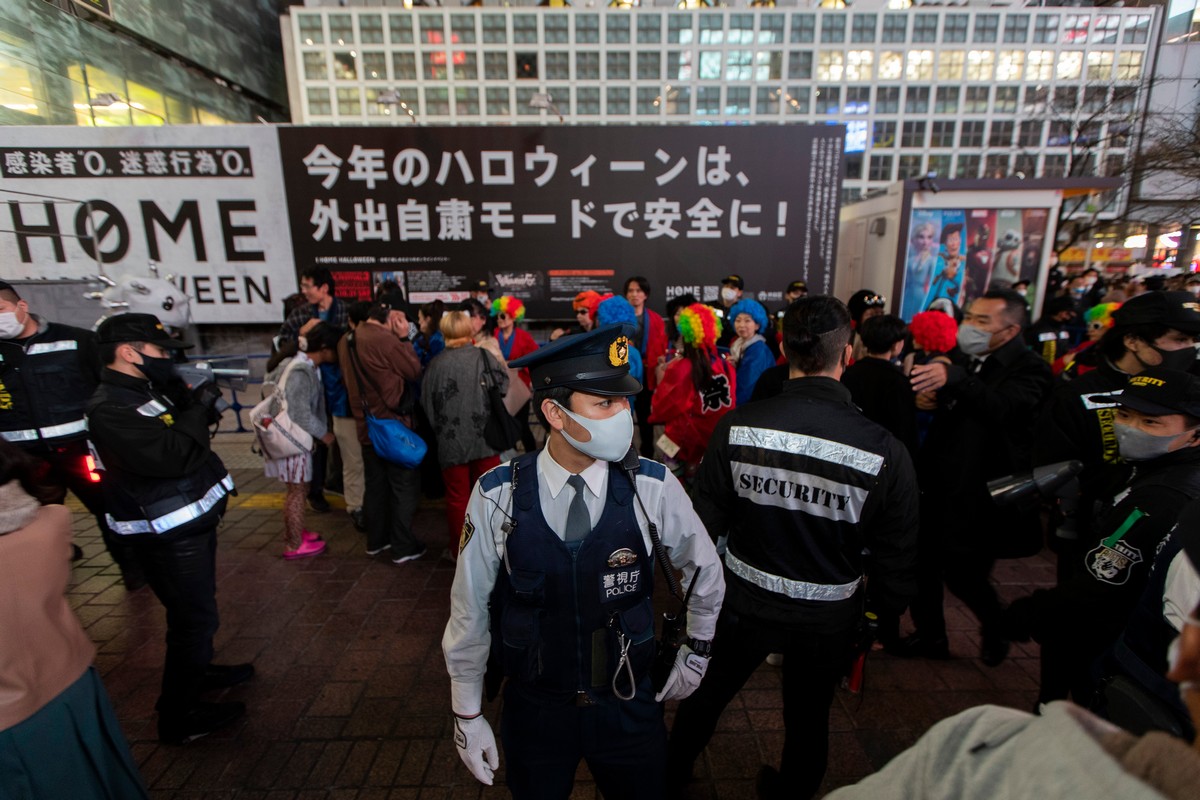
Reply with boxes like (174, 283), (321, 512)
(135, 352), (176, 386)
(1142, 344), (1198, 373)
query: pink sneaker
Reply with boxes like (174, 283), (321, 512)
(302, 530), (322, 543)
(284, 538), (327, 560)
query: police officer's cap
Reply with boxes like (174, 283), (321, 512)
(96, 313), (191, 349)
(721, 274), (744, 290)
(509, 323), (642, 397)
(473, 279), (491, 294)
(1106, 367), (1200, 418)
(1112, 291), (1200, 333)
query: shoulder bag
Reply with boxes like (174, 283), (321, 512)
(480, 349), (522, 452)
(347, 335), (427, 469)
(249, 358), (313, 460)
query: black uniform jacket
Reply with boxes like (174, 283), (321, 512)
(0, 317), (100, 449)
(693, 377), (919, 634)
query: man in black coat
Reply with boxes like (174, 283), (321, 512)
(842, 314), (918, 456)
(894, 289), (1053, 666)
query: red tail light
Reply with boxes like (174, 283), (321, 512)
(84, 455), (101, 483)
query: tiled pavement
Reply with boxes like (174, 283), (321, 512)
(66, 435), (1056, 799)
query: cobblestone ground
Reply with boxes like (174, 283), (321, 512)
(65, 435), (1054, 799)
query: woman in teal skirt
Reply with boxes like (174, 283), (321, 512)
(0, 439), (148, 799)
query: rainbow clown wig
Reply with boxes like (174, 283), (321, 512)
(677, 303), (722, 351)
(491, 296), (525, 321)
(1085, 302), (1121, 333)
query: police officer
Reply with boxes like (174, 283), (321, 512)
(86, 313), (251, 744)
(666, 296), (919, 800)
(1009, 367), (1200, 706)
(442, 323), (725, 799)
(0, 280), (140, 583)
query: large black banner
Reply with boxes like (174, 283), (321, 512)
(278, 125), (843, 317)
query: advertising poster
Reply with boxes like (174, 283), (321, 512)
(277, 125), (844, 318)
(899, 207), (1051, 320)
(0, 126), (295, 324)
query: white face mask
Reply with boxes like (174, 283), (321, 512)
(720, 287), (739, 303)
(0, 310), (26, 339)
(554, 402), (634, 463)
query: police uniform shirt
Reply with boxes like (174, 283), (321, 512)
(443, 447), (725, 716)
(1164, 550), (1200, 633)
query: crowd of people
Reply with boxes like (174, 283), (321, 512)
(3, 262), (1200, 799)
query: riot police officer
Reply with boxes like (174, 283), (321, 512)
(0, 280), (140, 583)
(86, 313), (251, 744)
(442, 323), (725, 799)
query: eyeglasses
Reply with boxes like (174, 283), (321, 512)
(575, 308), (589, 316)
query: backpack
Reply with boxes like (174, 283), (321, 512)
(249, 358), (313, 460)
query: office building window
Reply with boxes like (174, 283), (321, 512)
(761, 14), (785, 44)
(1125, 14), (1151, 44)
(485, 52), (508, 80)
(959, 120), (985, 147)
(360, 15), (385, 44)
(700, 15), (725, 44)
(418, 14), (443, 44)
(697, 86), (721, 115)
(455, 87), (479, 116)
(333, 52), (357, 81)
(576, 52), (600, 80)
(944, 14), (969, 43)
(1057, 51), (1083, 80)
(1042, 155), (1067, 177)
(956, 155), (981, 178)
(964, 86), (989, 113)
(904, 86), (930, 113)
(995, 86), (1018, 113)
(389, 15), (413, 45)
(845, 86), (870, 114)
(1082, 86), (1108, 113)
(1023, 85), (1048, 113)
(393, 53), (416, 80)
(607, 16), (631, 44)
(878, 51), (903, 80)
(817, 86), (840, 114)
(544, 15), (568, 43)
(362, 52), (386, 80)
(454, 52), (477, 81)
(901, 121), (926, 148)
(898, 155), (924, 179)
(845, 153), (864, 180)
(876, 86), (899, 113)
(851, 14), (876, 43)
(426, 88), (449, 116)
(984, 155), (1010, 178)
(545, 52), (569, 80)
(576, 87), (600, 115)
(336, 87), (361, 116)
(821, 15), (846, 43)
(1017, 120), (1043, 147)
(1064, 14), (1090, 44)
(996, 50), (1024, 81)
(330, 14), (354, 45)
(818, 51), (844, 81)
(485, 88), (511, 116)
(576, 15), (600, 44)
(1034, 15), (1058, 44)
(934, 87), (959, 113)
(607, 52), (631, 80)
(303, 52), (328, 81)
(1026, 50), (1055, 81)
(913, 14), (938, 42)
(727, 86), (751, 115)
(789, 51), (813, 79)
(668, 14), (693, 44)
(306, 88), (331, 115)
(756, 86), (782, 115)
(868, 155), (894, 181)
(872, 120), (896, 147)
(482, 14), (506, 43)
(974, 14), (999, 43)
(1116, 52), (1143, 80)
(638, 52), (661, 80)
(1003, 15), (1029, 43)
(637, 87), (661, 115)
(938, 50), (964, 81)
(791, 14), (816, 43)
(639, 15), (663, 44)
(882, 14), (907, 43)
(927, 155), (952, 178)
(1054, 86), (1078, 113)
(989, 120), (1014, 148)
(607, 87), (630, 115)
(423, 53), (447, 81)
(1093, 15), (1120, 44)
(299, 15), (324, 45)
(930, 120), (956, 147)
(1013, 153), (1037, 177)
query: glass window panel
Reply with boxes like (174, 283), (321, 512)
(974, 14), (999, 43)
(1013, 153), (1037, 176)
(901, 120), (926, 148)
(1093, 15), (1120, 44)
(912, 15), (938, 43)
(545, 52), (569, 80)
(876, 86), (899, 113)
(452, 15), (477, 44)
(966, 50), (994, 81)
(820, 15), (846, 43)
(543, 15), (568, 44)
(606, 86), (630, 115)
(995, 86), (1018, 113)
(1125, 14), (1151, 44)
(1004, 15), (1029, 43)
(1057, 51), (1083, 80)
(1117, 52), (1143, 80)
(1023, 86), (1048, 114)
(697, 86), (721, 116)
(944, 14), (969, 43)
(783, 86), (809, 114)
(666, 51), (693, 81)
(336, 87), (361, 116)
(303, 52), (327, 81)
(576, 14), (600, 44)
(905, 50), (933, 80)
(790, 14), (815, 43)
(486, 87), (510, 115)
(306, 87), (331, 115)
(607, 52), (631, 80)
(1064, 13), (1089, 44)
(298, 15), (323, 45)
(905, 86), (930, 113)
(389, 15), (413, 44)
(846, 50), (872, 81)
(1054, 86), (1077, 113)
(360, 15), (384, 44)
(956, 154), (981, 179)
(512, 14), (537, 44)
(546, 86), (570, 116)
(851, 14), (876, 43)
(845, 153), (864, 180)
(1083, 86), (1108, 113)
(960, 120), (985, 147)
(1087, 51), (1114, 81)
(898, 155), (923, 179)
(699, 51), (722, 80)
(607, 16), (631, 44)
(485, 52), (508, 80)
(638, 52), (661, 80)
(669, 14), (694, 45)
(726, 86), (751, 115)
(989, 120), (1014, 147)
(362, 52), (386, 81)
(985, 154), (1010, 178)
(454, 52), (477, 81)
(816, 85), (840, 114)
(729, 14), (755, 45)
(760, 14), (785, 44)
(872, 121), (896, 148)
(699, 15), (724, 45)
(333, 52), (357, 80)
(576, 52), (599, 80)
(868, 155), (893, 181)
(878, 51), (902, 80)
(817, 51), (844, 81)
(666, 86), (691, 116)
(788, 51), (813, 79)
(845, 86), (870, 114)
(1034, 15), (1058, 44)
(329, 14), (354, 45)
(1026, 51), (1055, 81)
(1018, 120), (1043, 147)
(930, 120), (956, 147)
(423, 52), (447, 81)
(637, 87), (661, 115)
(965, 87), (990, 113)
(726, 50), (754, 81)
(882, 14), (906, 43)
(935, 87), (959, 113)
(756, 86), (781, 115)
(755, 51), (783, 81)
(927, 155), (952, 179)
(426, 87), (449, 116)
(996, 50), (1024, 81)
(639, 15), (663, 44)
(938, 50), (964, 81)
(455, 87), (479, 116)
(393, 53), (416, 80)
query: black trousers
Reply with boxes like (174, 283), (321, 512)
(308, 439), (328, 500)
(501, 680), (666, 800)
(667, 610), (854, 800)
(29, 438), (142, 582)
(362, 444), (422, 556)
(634, 389), (655, 458)
(133, 526), (220, 718)
(910, 540), (1002, 642)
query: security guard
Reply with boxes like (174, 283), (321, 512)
(1035, 292), (1200, 561)
(86, 313), (251, 744)
(0, 280), (139, 582)
(667, 296), (919, 800)
(442, 323), (725, 799)
(1009, 367), (1200, 706)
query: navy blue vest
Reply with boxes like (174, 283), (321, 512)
(495, 452), (656, 696)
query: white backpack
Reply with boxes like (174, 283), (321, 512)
(249, 358), (313, 459)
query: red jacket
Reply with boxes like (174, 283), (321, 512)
(638, 309), (668, 391)
(495, 326), (539, 388)
(649, 354), (736, 466)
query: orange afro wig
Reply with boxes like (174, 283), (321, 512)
(572, 291), (604, 322)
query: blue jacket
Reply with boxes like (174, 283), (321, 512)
(735, 339), (774, 406)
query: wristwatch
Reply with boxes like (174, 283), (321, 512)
(687, 637), (713, 658)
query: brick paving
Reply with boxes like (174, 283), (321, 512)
(65, 436), (1056, 799)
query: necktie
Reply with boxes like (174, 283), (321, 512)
(971, 358), (984, 374)
(565, 474), (591, 542)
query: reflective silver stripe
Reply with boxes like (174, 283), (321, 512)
(2, 418), (88, 442)
(136, 400), (169, 417)
(726, 551), (861, 602)
(728, 426), (884, 477)
(106, 474), (234, 535)
(1081, 390), (1122, 411)
(27, 340), (78, 355)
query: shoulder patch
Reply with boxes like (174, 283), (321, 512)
(478, 464), (513, 494)
(636, 457), (667, 481)
(459, 513), (475, 553)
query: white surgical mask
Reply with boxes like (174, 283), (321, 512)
(720, 287), (739, 303)
(957, 324), (994, 356)
(0, 310), (26, 339)
(554, 402), (634, 463)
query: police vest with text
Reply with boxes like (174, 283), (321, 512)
(0, 322), (97, 448)
(489, 452), (656, 697)
(89, 380), (232, 538)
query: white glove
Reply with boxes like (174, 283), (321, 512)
(453, 714), (499, 785)
(654, 644), (709, 702)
